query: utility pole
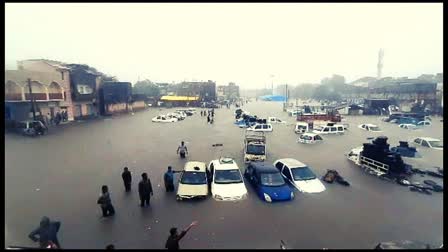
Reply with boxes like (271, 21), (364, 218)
(28, 78), (37, 121)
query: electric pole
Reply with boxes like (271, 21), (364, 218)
(28, 78), (36, 121)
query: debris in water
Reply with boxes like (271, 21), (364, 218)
(35, 188), (40, 191)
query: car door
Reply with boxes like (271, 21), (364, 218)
(281, 166), (293, 183)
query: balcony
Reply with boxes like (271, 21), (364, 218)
(5, 93), (22, 101)
(25, 93), (47, 101)
(49, 93), (63, 100)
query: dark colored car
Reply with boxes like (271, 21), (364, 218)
(244, 162), (294, 202)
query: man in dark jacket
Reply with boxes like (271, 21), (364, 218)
(28, 216), (61, 248)
(165, 221), (198, 250)
(97, 185), (115, 217)
(164, 166), (181, 192)
(138, 173), (153, 207)
(121, 167), (132, 192)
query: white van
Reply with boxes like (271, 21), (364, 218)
(295, 122), (309, 134)
(312, 123), (344, 135)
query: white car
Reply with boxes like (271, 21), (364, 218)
(358, 124), (382, 132)
(411, 137), (443, 150)
(295, 122), (309, 134)
(152, 115), (178, 123)
(399, 124), (417, 130)
(168, 112), (185, 120)
(209, 157), (248, 201)
(176, 161), (209, 200)
(268, 117), (286, 124)
(274, 158), (326, 193)
(417, 120), (431, 126)
(246, 123), (273, 132)
(297, 133), (323, 144)
(312, 123), (344, 135)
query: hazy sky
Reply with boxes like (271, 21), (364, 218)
(5, 3), (443, 88)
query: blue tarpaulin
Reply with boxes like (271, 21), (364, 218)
(259, 95), (286, 102)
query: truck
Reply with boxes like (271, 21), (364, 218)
(244, 132), (266, 163)
(346, 136), (412, 179)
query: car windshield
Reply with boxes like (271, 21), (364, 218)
(180, 171), (207, 185)
(247, 145), (265, 155)
(214, 169), (242, 184)
(428, 141), (443, 148)
(291, 167), (316, 181)
(260, 172), (285, 187)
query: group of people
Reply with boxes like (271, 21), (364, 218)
(200, 109), (215, 124)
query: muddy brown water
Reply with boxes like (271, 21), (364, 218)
(5, 101), (443, 249)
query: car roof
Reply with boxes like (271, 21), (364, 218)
(418, 137), (441, 141)
(211, 158), (239, 170)
(363, 124), (378, 127)
(302, 133), (318, 137)
(184, 161), (206, 172)
(275, 158), (307, 168)
(250, 162), (278, 173)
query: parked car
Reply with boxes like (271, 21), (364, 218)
(168, 112), (185, 120)
(294, 122), (309, 134)
(398, 124), (418, 130)
(268, 117), (286, 124)
(411, 137), (443, 150)
(312, 123), (344, 135)
(13, 120), (47, 136)
(209, 157), (248, 201)
(176, 161), (209, 200)
(358, 124), (382, 132)
(152, 115), (178, 123)
(273, 158), (326, 193)
(246, 123), (273, 132)
(244, 162), (294, 202)
(416, 120), (432, 126)
(297, 133), (323, 144)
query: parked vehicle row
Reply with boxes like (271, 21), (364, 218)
(175, 157), (326, 203)
(152, 108), (196, 123)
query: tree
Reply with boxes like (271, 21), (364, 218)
(133, 79), (160, 97)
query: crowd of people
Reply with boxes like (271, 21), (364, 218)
(27, 141), (198, 250)
(200, 109), (215, 124)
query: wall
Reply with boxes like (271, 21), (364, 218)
(106, 103), (128, 114)
(132, 101), (146, 111)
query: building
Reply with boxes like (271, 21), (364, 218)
(65, 64), (103, 119)
(99, 82), (132, 115)
(176, 80), (216, 102)
(217, 82), (239, 102)
(5, 60), (74, 122)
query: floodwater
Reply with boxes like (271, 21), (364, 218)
(5, 101), (443, 249)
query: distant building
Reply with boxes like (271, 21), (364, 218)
(349, 77), (376, 88)
(5, 59), (74, 122)
(99, 82), (132, 115)
(217, 82), (239, 102)
(176, 80), (216, 102)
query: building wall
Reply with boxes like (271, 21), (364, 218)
(15, 60), (75, 121)
(107, 103), (128, 114)
(131, 101), (146, 111)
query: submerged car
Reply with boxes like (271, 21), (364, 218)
(411, 137), (443, 150)
(246, 123), (273, 132)
(297, 133), (323, 144)
(273, 158), (326, 193)
(152, 115), (178, 123)
(358, 124), (382, 132)
(268, 117), (286, 124)
(176, 161), (209, 200)
(209, 157), (248, 201)
(244, 162), (294, 202)
(399, 124), (418, 130)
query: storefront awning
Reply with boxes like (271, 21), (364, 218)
(160, 96), (199, 101)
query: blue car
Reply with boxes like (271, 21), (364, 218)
(244, 162), (294, 202)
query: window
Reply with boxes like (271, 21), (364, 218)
(323, 127), (329, 132)
(214, 169), (242, 184)
(255, 125), (261, 129)
(77, 84), (93, 95)
(330, 127), (337, 132)
(362, 125), (366, 128)
(337, 126), (343, 131)
(421, 140), (430, 147)
(247, 145), (265, 155)
(275, 162), (284, 170)
(291, 167), (317, 181)
(263, 125), (268, 129)
(315, 135), (323, 140)
(61, 72), (64, 80)
(414, 138), (422, 144)
(260, 172), (286, 187)
(180, 172), (207, 185)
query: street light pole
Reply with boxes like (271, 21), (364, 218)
(28, 78), (36, 121)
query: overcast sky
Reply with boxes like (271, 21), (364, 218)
(5, 3), (443, 88)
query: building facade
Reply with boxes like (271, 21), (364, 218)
(176, 80), (216, 102)
(217, 82), (239, 102)
(5, 60), (74, 122)
(99, 82), (132, 115)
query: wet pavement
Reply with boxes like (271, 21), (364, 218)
(5, 101), (443, 249)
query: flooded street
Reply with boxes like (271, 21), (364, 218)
(5, 101), (443, 249)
